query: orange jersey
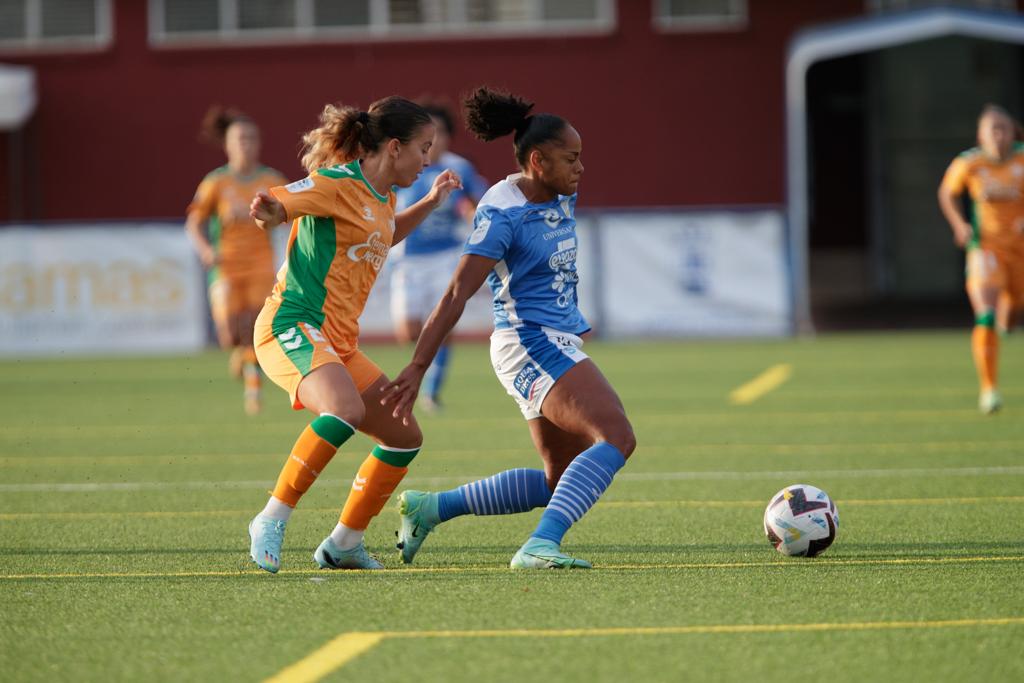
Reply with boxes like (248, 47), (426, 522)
(941, 143), (1024, 256)
(265, 160), (397, 351)
(189, 165), (287, 279)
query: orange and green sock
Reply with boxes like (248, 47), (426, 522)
(261, 414), (356, 519)
(972, 310), (999, 392)
(330, 445), (420, 549)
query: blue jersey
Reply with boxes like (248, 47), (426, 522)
(396, 152), (487, 256)
(464, 174), (589, 335)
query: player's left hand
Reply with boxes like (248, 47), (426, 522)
(380, 364), (428, 425)
(428, 169), (463, 208)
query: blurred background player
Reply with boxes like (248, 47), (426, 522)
(391, 99), (488, 412)
(938, 104), (1024, 414)
(383, 87), (636, 569)
(185, 107), (286, 415)
(246, 97), (461, 573)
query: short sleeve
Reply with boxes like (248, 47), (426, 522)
(187, 177), (219, 219)
(941, 157), (968, 195)
(463, 206), (514, 260)
(269, 173), (338, 220)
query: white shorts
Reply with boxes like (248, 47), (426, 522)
(390, 248), (461, 322)
(490, 326), (589, 420)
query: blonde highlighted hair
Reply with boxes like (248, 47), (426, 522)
(299, 96), (433, 173)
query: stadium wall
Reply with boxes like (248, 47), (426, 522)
(0, 0), (864, 222)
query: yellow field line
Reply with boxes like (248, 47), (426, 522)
(265, 617), (1024, 682)
(3, 555), (1022, 581)
(5, 495), (1020, 521)
(729, 364), (793, 405)
(263, 633), (385, 683)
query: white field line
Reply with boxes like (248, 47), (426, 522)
(2, 465), (1024, 493)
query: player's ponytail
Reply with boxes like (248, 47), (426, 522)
(463, 86), (568, 168)
(199, 105), (252, 146)
(300, 97), (432, 173)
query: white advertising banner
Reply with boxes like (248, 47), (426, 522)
(0, 225), (206, 355)
(597, 211), (790, 337)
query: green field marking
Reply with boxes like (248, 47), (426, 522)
(267, 617), (1024, 683)
(2, 495), (1021, 521)
(4, 555), (1022, 581)
(730, 363), (793, 405)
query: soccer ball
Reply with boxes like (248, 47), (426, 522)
(763, 484), (839, 557)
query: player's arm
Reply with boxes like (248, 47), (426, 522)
(185, 180), (218, 268)
(381, 254), (494, 422)
(184, 210), (217, 268)
(938, 159), (973, 248)
(251, 175), (337, 230)
(393, 169), (462, 245)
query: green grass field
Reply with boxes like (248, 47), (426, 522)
(2, 332), (1022, 682)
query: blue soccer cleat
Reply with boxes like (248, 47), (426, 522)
(510, 537), (592, 569)
(314, 536), (384, 570)
(396, 490), (440, 564)
(249, 515), (287, 574)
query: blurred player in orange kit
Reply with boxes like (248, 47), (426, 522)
(245, 97), (462, 573)
(939, 104), (1024, 414)
(185, 107), (286, 415)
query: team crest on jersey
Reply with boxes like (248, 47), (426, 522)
(362, 206), (375, 221)
(468, 217), (491, 245)
(513, 363), (541, 400)
(541, 208), (562, 228)
(347, 230), (389, 270)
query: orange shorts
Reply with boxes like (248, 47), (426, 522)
(209, 272), (276, 322)
(254, 316), (384, 410)
(966, 248), (1024, 304)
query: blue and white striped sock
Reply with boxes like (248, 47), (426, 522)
(532, 443), (626, 545)
(437, 468), (551, 522)
(423, 344), (451, 400)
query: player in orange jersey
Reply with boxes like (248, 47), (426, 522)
(245, 97), (462, 573)
(939, 104), (1024, 414)
(185, 107), (286, 415)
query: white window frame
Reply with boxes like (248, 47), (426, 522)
(148, 0), (616, 47)
(866, 0), (1017, 12)
(0, 0), (114, 53)
(653, 0), (748, 32)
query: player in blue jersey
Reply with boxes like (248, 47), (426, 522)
(391, 101), (488, 411)
(382, 87), (636, 569)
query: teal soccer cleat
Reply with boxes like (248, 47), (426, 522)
(314, 536), (384, 570)
(979, 389), (1002, 415)
(396, 490), (440, 564)
(510, 537), (592, 569)
(249, 515), (287, 574)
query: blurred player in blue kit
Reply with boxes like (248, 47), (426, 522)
(383, 87), (636, 569)
(391, 100), (488, 411)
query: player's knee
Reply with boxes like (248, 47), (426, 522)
(387, 422), (423, 450)
(330, 402), (365, 430)
(601, 419), (636, 458)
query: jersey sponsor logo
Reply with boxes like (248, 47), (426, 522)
(468, 217), (491, 245)
(346, 231), (389, 270)
(284, 178), (314, 193)
(548, 237), (579, 308)
(542, 225), (573, 241)
(513, 363), (541, 400)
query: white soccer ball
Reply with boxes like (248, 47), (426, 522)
(763, 484), (839, 557)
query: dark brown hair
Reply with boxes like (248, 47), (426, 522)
(299, 96), (432, 172)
